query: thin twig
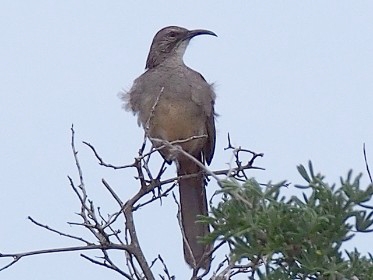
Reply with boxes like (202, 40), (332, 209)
(363, 143), (373, 183)
(133, 182), (177, 210)
(158, 254), (175, 280)
(0, 244), (132, 272)
(83, 141), (136, 170)
(145, 87), (164, 134)
(172, 192), (196, 269)
(28, 216), (93, 245)
(80, 252), (133, 279)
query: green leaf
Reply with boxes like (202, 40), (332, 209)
(297, 164), (311, 183)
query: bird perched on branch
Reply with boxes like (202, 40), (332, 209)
(121, 26), (217, 270)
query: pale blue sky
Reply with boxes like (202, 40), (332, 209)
(1, 1), (373, 279)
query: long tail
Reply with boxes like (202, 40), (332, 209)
(177, 156), (211, 270)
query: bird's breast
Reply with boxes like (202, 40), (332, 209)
(148, 97), (207, 156)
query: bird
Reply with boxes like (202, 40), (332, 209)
(121, 26), (217, 269)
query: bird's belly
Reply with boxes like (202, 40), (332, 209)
(148, 100), (207, 155)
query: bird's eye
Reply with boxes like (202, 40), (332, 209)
(169, 32), (177, 38)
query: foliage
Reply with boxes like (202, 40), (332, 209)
(206, 161), (373, 279)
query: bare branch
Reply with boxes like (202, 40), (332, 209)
(81, 251), (133, 279)
(157, 254), (175, 280)
(73, 125), (155, 279)
(83, 141), (136, 170)
(150, 136), (220, 183)
(2, 125), (265, 279)
(363, 143), (373, 183)
(172, 192), (196, 270)
(133, 182), (177, 211)
(28, 216), (93, 245)
(145, 87), (164, 134)
(0, 244), (132, 272)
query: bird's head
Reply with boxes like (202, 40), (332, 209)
(145, 26), (217, 69)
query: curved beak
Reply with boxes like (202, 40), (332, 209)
(184, 29), (217, 40)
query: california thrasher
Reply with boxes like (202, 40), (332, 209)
(121, 26), (216, 269)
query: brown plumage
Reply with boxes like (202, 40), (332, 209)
(121, 26), (216, 269)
